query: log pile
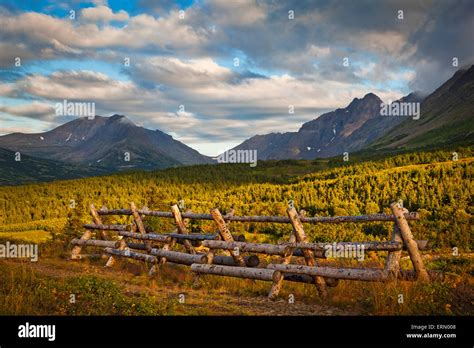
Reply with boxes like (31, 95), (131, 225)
(70, 201), (436, 301)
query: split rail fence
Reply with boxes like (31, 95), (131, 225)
(70, 201), (438, 299)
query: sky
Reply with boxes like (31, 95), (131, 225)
(0, 0), (473, 156)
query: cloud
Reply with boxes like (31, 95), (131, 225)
(0, 102), (55, 120)
(129, 57), (233, 88)
(18, 70), (140, 101)
(0, 7), (209, 67)
(81, 5), (129, 22)
(0, 0), (472, 154)
(201, 1), (268, 26)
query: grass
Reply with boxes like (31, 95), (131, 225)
(0, 230), (51, 243)
(0, 241), (472, 316)
(0, 216), (472, 316)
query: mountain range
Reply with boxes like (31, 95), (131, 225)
(0, 114), (212, 174)
(231, 65), (473, 159)
(372, 64), (474, 150)
(0, 65), (472, 185)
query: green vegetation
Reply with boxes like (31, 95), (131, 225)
(0, 263), (167, 315)
(0, 148), (472, 249)
(0, 231), (51, 243)
(0, 148), (109, 186)
(0, 148), (472, 315)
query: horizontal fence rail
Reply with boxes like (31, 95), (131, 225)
(97, 208), (419, 223)
(70, 201), (436, 302)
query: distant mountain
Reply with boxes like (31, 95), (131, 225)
(231, 92), (423, 160)
(372, 65), (474, 150)
(0, 147), (108, 185)
(0, 115), (213, 171)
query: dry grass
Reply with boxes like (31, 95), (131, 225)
(0, 230), (51, 243)
(0, 246), (472, 316)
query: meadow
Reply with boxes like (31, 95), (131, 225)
(0, 148), (472, 315)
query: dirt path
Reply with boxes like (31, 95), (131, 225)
(16, 257), (360, 316)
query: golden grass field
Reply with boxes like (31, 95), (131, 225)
(0, 227), (472, 316)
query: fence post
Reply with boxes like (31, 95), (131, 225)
(211, 208), (245, 266)
(104, 204), (136, 268)
(71, 204), (102, 260)
(384, 223), (403, 280)
(90, 204), (107, 239)
(287, 207), (328, 298)
(390, 202), (429, 281)
(130, 202), (150, 251)
(171, 205), (195, 254)
(268, 233), (296, 299)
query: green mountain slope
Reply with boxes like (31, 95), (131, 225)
(372, 65), (474, 150)
(0, 147), (109, 186)
(0, 148), (471, 249)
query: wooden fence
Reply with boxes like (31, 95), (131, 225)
(69, 201), (437, 300)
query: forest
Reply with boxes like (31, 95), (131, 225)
(0, 147), (472, 250)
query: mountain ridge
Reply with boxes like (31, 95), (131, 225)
(229, 66), (473, 159)
(231, 92), (418, 160)
(372, 65), (474, 150)
(0, 114), (213, 171)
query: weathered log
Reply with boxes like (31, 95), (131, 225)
(282, 270), (443, 283)
(126, 242), (147, 250)
(70, 230), (91, 260)
(83, 223), (129, 231)
(211, 254), (260, 267)
(98, 208), (419, 223)
(283, 240), (429, 251)
(105, 235), (128, 267)
(104, 248), (157, 263)
(287, 207), (328, 298)
(130, 202), (152, 253)
(71, 239), (120, 248)
(171, 205), (195, 254)
(90, 204), (108, 239)
(129, 238), (198, 250)
(157, 218), (180, 266)
(177, 239), (202, 247)
(191, 264), (282, 282)
(384, 224), (404, 280)
(268, 231), (297, 299)
(118, 231), (172, 243)
(149, 249), (207, 265)
(202, 240), (292, 256)
(292, 249), (326, 258)
(71, 204), (106, 259)
(132, 240), (199, 252)
(391, 202), (430, 281)
(268, 264), (388, 282)
(211, 209), (246, 267)
(130, 202), (147, 233)
(164, 233), (217, 241)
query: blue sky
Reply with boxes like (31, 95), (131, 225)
(0, 0), (472, 155)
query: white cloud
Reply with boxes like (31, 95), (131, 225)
(20, 70), (141, 101)
(131, 57), (233, 88)
(0, 7), (208, 65)
(0, 102), (55, 120)
(81, 5), (129, 22)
